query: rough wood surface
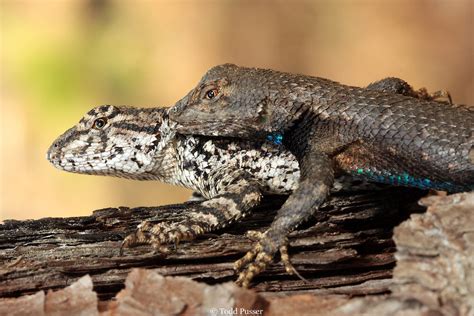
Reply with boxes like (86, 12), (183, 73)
(0, 185), (426, 301)
(1, 190), (473, 315)
(390, 193), (474, 315)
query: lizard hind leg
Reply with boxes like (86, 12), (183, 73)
(367, 77), (452, 104)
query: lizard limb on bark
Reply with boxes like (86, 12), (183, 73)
(121, 168), (262, 253)
(235, 151), (333, 287)
(169, 64), (473, 286)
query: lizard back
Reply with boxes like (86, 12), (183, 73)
(170, 64), (474, 192)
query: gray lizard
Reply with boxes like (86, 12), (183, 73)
(47, 105), (302, 261)
(168, 65), (474, 286)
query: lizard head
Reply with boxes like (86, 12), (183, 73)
(169, 64), (279, 139)
(47, 105), (172, 180)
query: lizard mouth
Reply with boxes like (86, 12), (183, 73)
(46, 144), (115, 173)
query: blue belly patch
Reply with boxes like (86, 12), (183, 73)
(352, 168), (467, 192)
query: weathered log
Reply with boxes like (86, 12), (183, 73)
(0, 185), (427, 302)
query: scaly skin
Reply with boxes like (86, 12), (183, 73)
(47, 105), (301, 263)
(169, 64), (474, 286)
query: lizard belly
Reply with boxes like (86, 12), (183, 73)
(239, 150), (300, 194)
(335, 142), (473, 192)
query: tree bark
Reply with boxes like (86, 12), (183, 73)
(0, 185), (426, 301)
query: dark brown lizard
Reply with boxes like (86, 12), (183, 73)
(168, 65), (474, 286)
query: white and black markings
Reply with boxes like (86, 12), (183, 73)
(47, 105), (301, 256)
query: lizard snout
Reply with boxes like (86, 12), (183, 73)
(46, 141), (60, 162)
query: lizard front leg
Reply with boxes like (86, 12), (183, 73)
(121, 168), (263, 254)
(235, 151), (333, 287)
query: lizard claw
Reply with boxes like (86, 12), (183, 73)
(234, 230), (305, 287)
(120, 220), (200, 255)
(280, 244), (308, 283)
(120, 223), (171, 255)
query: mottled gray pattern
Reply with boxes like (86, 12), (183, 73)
(47, 105), (301, 264)
(47, 105), (300, 197)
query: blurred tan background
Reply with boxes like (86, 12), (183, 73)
(1, 0), (473, 220)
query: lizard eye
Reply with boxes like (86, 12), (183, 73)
(93, 118), (107, 129)
(205, 88), (219, 100)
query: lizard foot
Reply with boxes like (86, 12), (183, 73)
(120, 220), (204, 255)
(234, 230), (305, 288)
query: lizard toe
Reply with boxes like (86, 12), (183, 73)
(120, 224), (155, 254)
(235, 251), (273, 288)
(279, 243), (307, 282)
(233, 230), (278, 287)
(234, 231), (306, 287)
(122, 220), (208, 255)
